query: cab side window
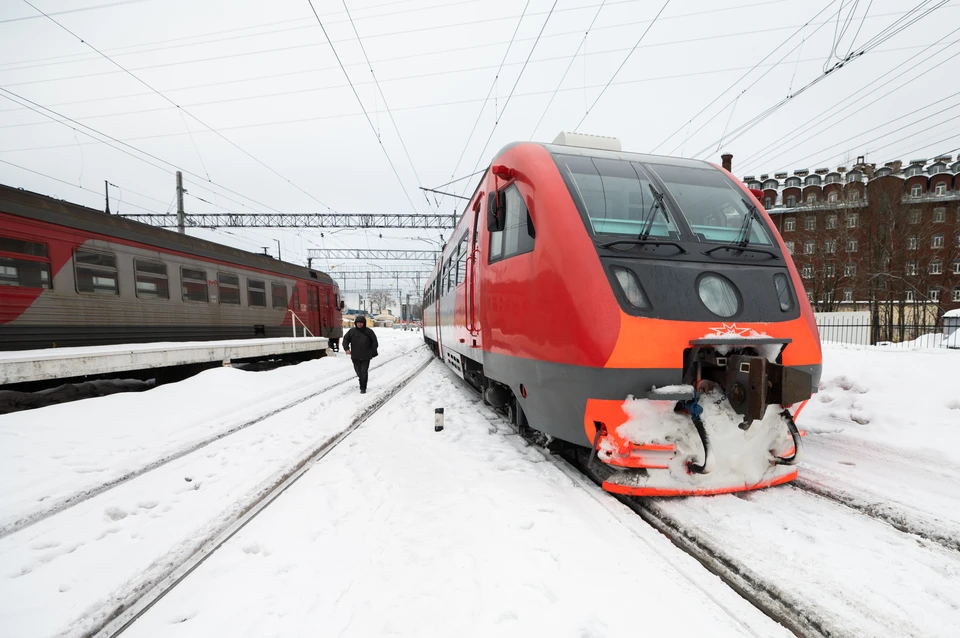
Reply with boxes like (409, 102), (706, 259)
(489, 184), (535, 263)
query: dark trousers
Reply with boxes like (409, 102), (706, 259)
(352, 359), (370, 391)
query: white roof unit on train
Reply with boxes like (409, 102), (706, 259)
(552, 132), (622, 152)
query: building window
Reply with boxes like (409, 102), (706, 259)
(907, 236), (918, 250)
(933, 207), (945, 223)
(786, 195), (796, 207)
(906, 261), (918, 276)
(932, 234), (944, 249)
(826, 215), (837, 229)
(182, 267), (208, 303)
(784, 218), (795, 231)
(908, 166), (922, 177)
(844, 263), (856, 277)
(803, 241), (814, 255)
(828, 191), (838, 202)
(846, 213), (858, 228)
(785, 241), (795, 254)
(74, 249), (119, 295)
(218, 273), (241, 305)
(825, 240), (836, 254)
(905, 290), (915, 302)
(805, 216), (816, 230)
(929, 260), (942, 275)
(0, 236), (51, 289)
(843, 288), (853, 302)
(272, 283), (287, 309)
(806, 193), (817, 204)
(825, 264), (835, 278)
(849, 190), (859, 201)
(846, 239), (858, 252)
(935, 183), (947, 196)
(248, 279), (266, 307)
(134, 259), (168, 300)
(764, 197), (772, 208)
(911, 184), (922, 197)
(954, 260), (960, 275)
(802, 265), (813, 279)
(909, 209), (920, 223)
(953, 287), (960, 302)
(930, 288), (940, 302)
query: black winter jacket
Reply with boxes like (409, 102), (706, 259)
(342, 327), (379, 361)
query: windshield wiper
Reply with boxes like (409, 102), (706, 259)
(733, 198), (759, 247)
(638, 183), (668, 241)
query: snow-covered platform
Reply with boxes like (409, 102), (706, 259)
(0, 337), (329, 385)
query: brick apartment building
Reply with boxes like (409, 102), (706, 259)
(733, 154), (960, 333)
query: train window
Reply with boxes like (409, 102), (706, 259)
(272, 282), (287, 309)
(502, 186), (534, 260)
(134, 259), (169, 300)
(0, 236), (51, 289)
(292, 286), (300, 311)
(218, 273), (241, 305)
(248, 279), (266, 307)
(456, 238), (468, 286)
(181, 267), (208, 303)
(75, 249), (119, 295)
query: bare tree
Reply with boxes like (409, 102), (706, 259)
(367, 289), (395, 315)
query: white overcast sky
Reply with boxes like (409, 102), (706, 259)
(1, 0), (958, 301)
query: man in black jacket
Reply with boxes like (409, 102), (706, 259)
(341, 315), (378, 394)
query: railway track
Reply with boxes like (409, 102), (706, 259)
(0, 345), (427, 539)
(89, 354), (434, 638)
(463, 382), (959, 637)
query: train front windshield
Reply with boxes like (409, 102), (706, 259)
(556, 154), (774, 246)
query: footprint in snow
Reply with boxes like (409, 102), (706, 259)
(104, 507), (128, 521)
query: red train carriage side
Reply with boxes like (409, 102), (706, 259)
(424, 134), (822, 497)
(0, 184), (343, 350)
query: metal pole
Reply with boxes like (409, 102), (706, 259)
(274, 239), (281, 262)
(176, 171), (185, 234)
(105, 180), (110, 214)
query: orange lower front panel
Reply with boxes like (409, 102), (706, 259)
(602, 468), (798, 497)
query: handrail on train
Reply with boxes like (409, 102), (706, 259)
(287, 309), (315, 338)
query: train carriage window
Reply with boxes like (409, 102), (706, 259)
(489, 185), (535, 264)
(456, 237), (468, 286)
(134, 259), (169, 299)
(272, 282), (287, 309)
(0, 236), (51, 289)
(248, 279), (266, 307)
(218, 273), (241, 305)
(75, 249), (119, 295)
(292, 286), (300, 311)
(181, 267), (209, 302)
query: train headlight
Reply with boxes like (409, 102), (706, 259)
(774, 273), (792, 311)
(613, 267), (649, 309)
(697, 274), (739, 317)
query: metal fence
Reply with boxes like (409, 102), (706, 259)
(816, 321), (959, 349)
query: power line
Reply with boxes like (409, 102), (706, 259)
(463, 0), (560, 193)
(737, 30), (960, 174)
(340, 0), (427, 206)
(574, 0), (671, 132)
(305, 0), (418, 213)
(23, 0), (338, 214)
(0, 158), (161, 215)
(691, 0), (949, 159)
(0, 87), (283, 215)
(530, 0), (607, 140)
(0, 0), (154, 25)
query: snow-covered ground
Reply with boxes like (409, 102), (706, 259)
(0, 330), (427, 638)
(3, 333), (958, 637)
(117, 362), (788, 638)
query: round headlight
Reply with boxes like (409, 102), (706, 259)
(698, 274), (739, 317)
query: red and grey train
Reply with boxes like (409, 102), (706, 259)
(423, 134), (822, 497)
(0, 184), (343, 351)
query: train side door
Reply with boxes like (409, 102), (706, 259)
(308, 285), (321, 336)
(467, 192), (483, 340)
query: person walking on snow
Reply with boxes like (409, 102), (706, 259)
(341, 315), (378, 394)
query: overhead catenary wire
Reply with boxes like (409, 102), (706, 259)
(305, 0), (419, 214)
(0, 87), (284, 215)
(573, 0), (671, 132)
(22, 0), (338, 213)
(530, 0), (607, 140)
(691, 0), (949, 159)
(737, 29), (960, 174)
